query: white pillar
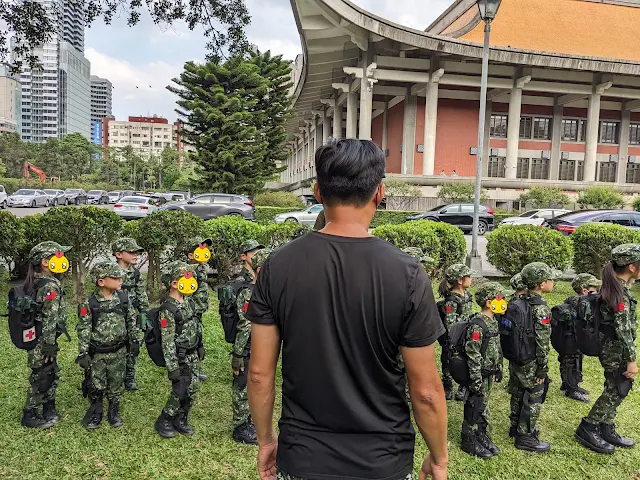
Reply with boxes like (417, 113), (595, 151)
(584, 93), (602, 182)
(617, 108), (631, 184)
(401, 89), (417, 175)
(423, 70), (443, 176)
(346, 92), (358, 138)
(382, 100), (389, 153)
(333, 106), (343, 139)
(322, 112), (330, 144)
(549, 96), (563, 180)
(359, 67), (375, 140)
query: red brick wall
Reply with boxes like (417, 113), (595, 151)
(372, 114), (383, 149)
(386, 102), (404, 174)
(433, 99), (480, 176)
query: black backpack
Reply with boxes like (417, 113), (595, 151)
(217, 279), (253, 344)
(448, 315), (492, 385)
(550, 298), (579, 356)
(574, 293), (608, 357)
(6, 278), (51, 350)
(436, 295), (464, 330)
(499, 296), (545, 365)
(144, 302), (184, 367)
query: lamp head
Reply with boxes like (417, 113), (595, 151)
(477, 0), (502, 20)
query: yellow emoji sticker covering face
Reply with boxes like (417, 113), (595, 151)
(192, 243), (211, 263)
(177, 271), (198, 295)
(49, 250), (70, 273)
(490, 295), (507, 314)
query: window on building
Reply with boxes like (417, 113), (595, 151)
(561, 119), (579, 141)
(516, 157), (530, 179)
(533, 118), (552, 140)
(626, 163), (640, 184)
(630, 124), (640, 146)
(559, 159), (576, 181)
(599, 121), (619, 144)
(579, 120), (587, 142)
(488, 156), (505, 177)
(490, 115), (508, 138)
(530, 158), (550, 180)
(598, 161), (617, 182)
(519, 117), (532, 139)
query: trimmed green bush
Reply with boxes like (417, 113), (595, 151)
(426, 222), (467, 275)
(571, 223), (640, 278)
(370, 210), (417, 228)
(577, 185), (624, 209)
(255, 206), (294, 225)
(254, 191), (305, 209)
(0, 210), (23, 268)
(494, 213), (512, 225)
(632, 196), (640, 212)
(486, 225), (573, 277)
(259, 222), (310, 249)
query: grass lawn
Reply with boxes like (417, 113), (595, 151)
(0, 280), (639, 480)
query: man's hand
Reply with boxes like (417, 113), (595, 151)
(128, 340), (140, 356)
(198, 346), (206, 361)
(419, 452), (448, 480)
(41, 343), (58, 363)
(76, 354), (91, 370)
(232, 354), (244, 375)
(624, 361), (638, 379)
(257, 436), (278, 480)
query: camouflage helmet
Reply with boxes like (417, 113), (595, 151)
(521, 262), (562, 289)
(571, 273), (601, 294)
(510, 273), (527, 291)
(402, 247), (435, 266)
(161, 260), (197, 287)
(29, 241), (72, 265)
(611, 243), (640, 267)
(475, 281), (514, 306)
(241, 239), (265, 254)
(112, 237), (144, 254)
(445, 263), (476, 283)
(186, 236), (212, 252)
(251, 248), (273, 271)
(90, 261), (127, 284)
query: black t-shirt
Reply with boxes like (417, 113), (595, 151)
(247, 232), (444, 480)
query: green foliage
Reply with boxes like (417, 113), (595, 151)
(259, 222), (310, 249)
(255, 206), (293, 225)
(0, 210), (22, 267)
(571, 223), (640, 278)
(632, 196), (640, 212)
(254, 191), (304, 208)
(577, 185), (624, 209)
(486, 225), (573, 276)
(427, 222), (467, 275)
(370, 210), (417, 228)
(494, 212), (512, 225)
(31, 133), (99, 180)
(438, 182), (488, 204)
(0, 132), (33, 178)
(204, 216), (264, 282)
(384, 178), (422, 198)
(519, 187), (569, 209)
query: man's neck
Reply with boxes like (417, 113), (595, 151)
(321, 205), (374, 238)
(169, 290), (184, 303)
(529, 288), (542, 296)
(117, 259), (132, 270)
(98, 287), (115, 299)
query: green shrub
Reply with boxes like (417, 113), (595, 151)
(255, 206), (294, 225)
(370, 210), (417, 228)
(494, 213), (512, 225)
(519, 186), (569, 209)
(12, 214), (46, 278)
(632, 196), (640, 212)
(577, 185), (624, 209)
(254, 191), (305, 209)
(0, 210), (23, 269)
(486, 225), (573, 277)
(438, 182), (488, 204)
(426, 222), (467, 275)
(571, 223), (639, 278)
(259, 222), (310, 249)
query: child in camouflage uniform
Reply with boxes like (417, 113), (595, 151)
(510, 273), (527, 299)
(77, 261), (140, 430)
(21, 241), (71, 429)
(438, 263), (476, 401)
(460, 282), (512, 459)
(112, 237), (149, 391)
(154, 261), (203, 438)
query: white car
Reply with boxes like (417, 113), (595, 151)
(274, 204), (324, 226)
(7, 189), (51, 208)
(499, 209), (571, 226)
(113, 195), (160, 219)
(0, 184), (7, 209)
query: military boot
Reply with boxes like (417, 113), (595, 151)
(515, 432), (550, 453)
(21, 408), (54, 429)
(565, 389), (590, 403)
(442, 378), (454, 401)
(82, 399), (104, 430)
(42, 400), (60, 424)
(107, 399), (123, 428)
(124, 378), (137, 391)
(576, 385), (590, 395)
(155, 411), (177, 438)
(600, 423), (635, 449)
(455, 385), (467, 402)
(476, 426), (500, 456)
(233, 421), (258, 445)
(461, 429), (493, 459)
(173, 400), (195, 436)
(575, 419), (615, 454)
(198, 372), (207, 382)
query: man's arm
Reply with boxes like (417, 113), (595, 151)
(401, 344), (448, 476)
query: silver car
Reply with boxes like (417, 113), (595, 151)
(113, 195), (160, 219)
(43, 189), (67, 206)
(0, 184), (7, 209)
(7, 189), (51, 208)
(274, 204), (324, 226)
(108, 191), (123, 204)
(499, 209), (571, 226)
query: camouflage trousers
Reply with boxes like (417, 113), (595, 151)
(509, 361), (545, 435)
(232, 353), (250, 428)
(90, 347), (126, 401)
(462, 377), (493, 434)
(277, 472), (413, 480)
(164, 352), (200, 417)
(125, 351), (138, 381)
(25, 342), (59, 409)
(558, 352), (583, 392)
(437, 333), (452, 385)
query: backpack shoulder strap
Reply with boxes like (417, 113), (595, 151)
(132, 268), (141, 283)
(468, 316), (491, 355)
(160, 301), (184, 334)
(116, 290), (129, 311)
(88, 295), (100, 330)
(447, 295), (464, 315)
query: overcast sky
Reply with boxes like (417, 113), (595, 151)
(85, 0), (453, 121)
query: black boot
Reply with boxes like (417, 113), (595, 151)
(455, 385), (467, 401)
(155, 411), (178, 438)
(173, 401), (195, 436)
(42, 400), (60, 424)
(233, 421), (258, 444)
(461, 429), (493, 459)
(198, 372), (207, 382)
(576, 385), (590, 395)
(108, 399), (123, 428)
(124, 378), (137, 391)
(509, 425), (518, 438)
(565, 389), (590, 403)
(82, 399), (104, 430)
(21, 408), (54, 429)
(600, 423), (635, 449)
(477, 427), (500, 456)
(442, 378), (454, 401)
(575, 419), (615, 454)
(559, 382), (567, 392)
(515, 432), (551, 453)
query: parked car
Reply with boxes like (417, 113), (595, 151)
(168, 190), (191, 200)
(64, 188), (88, 205)
(406, 203), (495, 235)
(0, 184), (7, 209)
(546, 210), (640, 234)
(107, 191), (124, 204)
(87, 190), (109, 205)
(148, 193), (168, 206)
(161, 193), (255, 221)
(113, 196), (160, 219)
(499, 208), (571, 226)
(274, 204), (324, 226)
(7, 188), (51, 207)
(43, 189), (67, 206)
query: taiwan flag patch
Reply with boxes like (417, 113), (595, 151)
(242, 302), (249, 313)
(472, 331), (481, 341)
(445, 305), (452, 314)
(23, 327), (37, 343)
(541, 316), (551, 325)
(615, 302), (625, 312)
(160, 318), (168, 329)
(45, 290), (57, 301)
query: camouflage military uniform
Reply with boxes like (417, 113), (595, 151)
(192, 263), (210, 318)
(510, 273), (527, 300)
(277, 473), (413, 480)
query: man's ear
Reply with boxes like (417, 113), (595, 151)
(314, 183), (322, 204)
(375, 184), (385, 207)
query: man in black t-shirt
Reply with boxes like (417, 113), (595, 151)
(247, 139), (449, 480)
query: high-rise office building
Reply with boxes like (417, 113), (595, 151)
(0, 64), (21, 134)
(91, 75), (112, 144)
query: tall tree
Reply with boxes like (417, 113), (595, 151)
(0, 132), (32, 177)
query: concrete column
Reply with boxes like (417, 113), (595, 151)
(401, 89), (417, 175)
(549, 96), (563, 180)
(333, 106), (343, 139)
(617, 108), (631, 184)
(423, 75), (442, 176)
(314, 117), (322, 154)
(359, 77), (374, 140)
(505, 91), (523, 179)
(584, 92), (602, 182)
(346, 92), (358, 138)
(482, 101), (492, 177)
(382, 100), (389, 153)
(322, 112), (330, 144)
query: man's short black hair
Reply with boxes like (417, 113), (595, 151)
(315, 139), (386, 207)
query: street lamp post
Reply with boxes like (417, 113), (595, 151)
(469, 0), (502, 275)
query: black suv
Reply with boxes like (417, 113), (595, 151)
(407, 203), (495, 235)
